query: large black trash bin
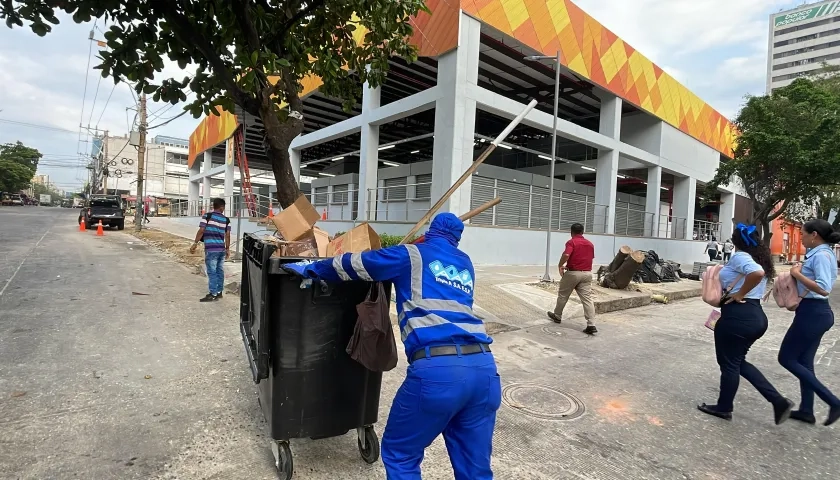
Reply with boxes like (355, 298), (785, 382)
(239, 233), (386, 480)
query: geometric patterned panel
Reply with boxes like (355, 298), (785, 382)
(187, 106), (238, 168)
(462, 0), (735, 157)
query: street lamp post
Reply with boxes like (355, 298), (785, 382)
(525, 52), (562, 282)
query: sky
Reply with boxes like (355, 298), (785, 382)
(0, 0), (813, 192)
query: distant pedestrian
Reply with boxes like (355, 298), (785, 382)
(189, 198), (231, 302)
(698, 223), (794, 424)
(704, 238), (719, 262)
(722, 239), (734, 263)
(778, 219), (840, 426)
(143, 200), (150, 224)
(546, 223), (597, 334)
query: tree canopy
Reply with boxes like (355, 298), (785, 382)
(707, 77), (840, 243)
(2, 0), (427, 206)
(0, 142), (41, 193)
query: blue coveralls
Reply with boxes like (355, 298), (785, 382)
(290, 213), (500, 479)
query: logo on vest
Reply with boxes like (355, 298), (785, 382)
(428, 260), (473, 293)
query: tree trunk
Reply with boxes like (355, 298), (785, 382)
(258, 88), (304, 208)
(607, 246), (633, 273)
(601, 250), (645, 289)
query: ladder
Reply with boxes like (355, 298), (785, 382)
(233, 127), (258, 217)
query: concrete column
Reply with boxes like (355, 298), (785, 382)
(719, 192), (736, 242)
(188, 158), (200, 215)
(645, 166), (662, 237)
(223, 139), (235, 201)
(594, 94), (622, 234)
(202, 151), (212, 212)
(673, 176), (697, 240)
(566, 174), (575, 183)
(431, 12), (481, 215)
(356, 81), (381, 220)
(289, 147), (301, 184)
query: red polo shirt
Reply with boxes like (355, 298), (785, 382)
(563, 234), (594, 272)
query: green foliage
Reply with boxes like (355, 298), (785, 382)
(0, 141), (40, 192)
(2, 0), (427, 207)
(707, 77), (840, 243)
(0, 159), (34, 192)
(331, 231), (414, 247)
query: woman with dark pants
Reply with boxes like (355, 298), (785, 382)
(698, 224), (794, 424)
(779, 219), (840, 426)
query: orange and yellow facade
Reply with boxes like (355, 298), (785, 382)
(188, 0), (735, 166)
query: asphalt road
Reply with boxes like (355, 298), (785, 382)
(1, 206), (839, 480)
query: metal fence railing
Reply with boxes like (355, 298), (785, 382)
(694, 219), (723, 242)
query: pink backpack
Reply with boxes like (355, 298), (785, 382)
(701, 265), (744, 307)
(771, 272), (801, 311)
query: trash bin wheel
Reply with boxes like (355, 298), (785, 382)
(271, 440), (293, 480)
(357, 426), (380, 464)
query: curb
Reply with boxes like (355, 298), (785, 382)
(595, 287), (702, 314)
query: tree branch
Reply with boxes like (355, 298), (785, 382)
(231, 0), (261, 53)
(151, 0), (260, 115)
(271, 0), (326, 46)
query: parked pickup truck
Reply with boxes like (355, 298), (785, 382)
(79, 195), (125, 230)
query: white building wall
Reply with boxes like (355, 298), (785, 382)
(659, 124), (720, 183)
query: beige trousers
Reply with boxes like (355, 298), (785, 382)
(553, 270), (596, 326)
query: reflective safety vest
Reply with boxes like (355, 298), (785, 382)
(306, 238), (491, 359)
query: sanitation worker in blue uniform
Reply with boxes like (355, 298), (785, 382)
(284, 212), (500, 479)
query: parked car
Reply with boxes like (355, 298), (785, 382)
(79, 195), (125, 230)
(4, 194), (24, 206)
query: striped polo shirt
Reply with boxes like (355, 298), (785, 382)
(200, 211), (230, 253)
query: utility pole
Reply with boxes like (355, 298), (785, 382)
(102, 130), (109, 195)
(134, 94), (147, 232)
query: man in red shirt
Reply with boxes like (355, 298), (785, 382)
(547, 223), (597, 334)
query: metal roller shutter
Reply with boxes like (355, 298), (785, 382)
(470, 176), (495, 225)
(415, 174), (432, 200)
(383, 177), (407, 201)
(495, 180), (530, 228)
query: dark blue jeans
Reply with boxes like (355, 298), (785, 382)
(714, 300), (785, 412)
(205, 251), (225, 295)
(778, 299), (839, 414)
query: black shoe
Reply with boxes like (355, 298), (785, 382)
(697, 403), (732, 421)
(825, 405), (840, 427)
(215, 292), (223, 299)
(773, 398), (795, 425)
(547, 312), (562, 323)
(199, 293), (219, 302)
(583, 326), (598, 335)
(789, 410), (816, 425)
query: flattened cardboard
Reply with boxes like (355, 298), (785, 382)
(312, 227), (330, 257)
(326, 223), (382, 256)
(271, 195), (320, 241)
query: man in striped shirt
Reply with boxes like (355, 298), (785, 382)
(189, 198), (231, 302)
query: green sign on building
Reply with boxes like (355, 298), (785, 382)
(775, 1), (840, 28)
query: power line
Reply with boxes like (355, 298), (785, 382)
(95, 82), (118, 128)
(147, 110), (188, 130)
(0, 119), (78, 134)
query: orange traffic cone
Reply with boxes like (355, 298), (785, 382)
(267, 201), (274, 218)
(79, 219), (86, 231)
(96, 220), (104, 236)
(321, 209), (327, 220)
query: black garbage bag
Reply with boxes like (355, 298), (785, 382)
(634, 250), (662, 283)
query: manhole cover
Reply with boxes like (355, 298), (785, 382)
(502, 383), (585, 420)
(540, 324), (564, 336)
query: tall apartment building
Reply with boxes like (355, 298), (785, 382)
(767, 1), (840, 92)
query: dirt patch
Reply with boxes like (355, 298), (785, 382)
(130, 227), (206, 272)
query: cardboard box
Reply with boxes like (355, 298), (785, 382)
(271, 195), (320, 241)
(312, 227), (330, 257)
(326, 223), (382, 256)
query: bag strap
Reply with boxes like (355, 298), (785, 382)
(723, 273), (745, 294)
